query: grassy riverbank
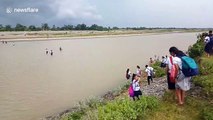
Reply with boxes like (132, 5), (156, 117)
(146, 35), (213, 120)
(56, 62), (166, 120)
(57, 34), (213, 120)
(146, 56), (213, 120)
(59, 81), (160, 120)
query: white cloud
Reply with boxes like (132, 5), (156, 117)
(49, 0), (102, 21)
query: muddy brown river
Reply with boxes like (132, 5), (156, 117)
(0, 33), (197, 120)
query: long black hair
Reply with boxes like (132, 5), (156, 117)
(126, 68), (129, 74)
(126, 68), (130, 79)
(169, 46), (186, 57)
(132, 73), (136, 81)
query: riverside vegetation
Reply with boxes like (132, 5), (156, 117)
(51, 34), (212, 120)
(147, 34), (213, 120)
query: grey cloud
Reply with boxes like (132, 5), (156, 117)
(0, 0), (213, 28)
(0, 0), (102, 27)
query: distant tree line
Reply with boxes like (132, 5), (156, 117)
(0, 23), (200, 32)
(0, 23), (118, 31)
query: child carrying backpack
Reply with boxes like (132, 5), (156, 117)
(176, 53), (199, 77)
(169, 46), (199, 106)
(129, 74), (142, 101)
(145, 65), (154, 85)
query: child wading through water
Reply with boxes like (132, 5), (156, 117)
(46, 48), (48, 54)
(145, 65), (154, 85)
(167, 47), (191, 106)
(59, 47), (62, 51)
(50, 50), (53, 56)
(131, 74), (142, 101)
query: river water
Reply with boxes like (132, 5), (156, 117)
(0, 33), (197, 120)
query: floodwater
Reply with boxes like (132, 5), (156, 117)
(0, 33), (197, 120)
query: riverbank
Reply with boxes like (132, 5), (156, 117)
(43, 34), (213, 120)
(43, 76), (167, 120)
(41, 61), (167, 120)
(0, 29), (203, 42)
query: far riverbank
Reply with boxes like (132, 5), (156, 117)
(0, 29), (203, 42)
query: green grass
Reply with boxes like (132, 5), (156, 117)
(60, 80), (160, 120)
(198, 57), (213, 75)
(60, 81), (132, 120)
(193, 74), (213, 98)
(146, 91), (213, 120)
(61, 96), (159, 120)
(97, 96), (159, 120)
(193, 56), (213, 98)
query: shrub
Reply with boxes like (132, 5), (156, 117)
(188, 38), (205, 59)
(198, 57), (213, 75)
(201, 105), (213, 120)
(97, 96), (159, 120)
(151, 61), (166, 77)
(193, 74), (213, 98)
(67, 110), (84, 120)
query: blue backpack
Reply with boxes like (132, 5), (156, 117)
(180, 56), (199, 77)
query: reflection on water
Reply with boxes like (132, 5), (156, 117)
(0, 33), (197, 120)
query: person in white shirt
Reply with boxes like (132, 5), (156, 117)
(145, 65), (154, 85)
(131, 74), (142, 101)
(136, 65), (142, 77)
(160, 56), (167, 68)
(125, 68), (131, 80)
(204, 36), (210, 44)
(167, 46), (191, 106)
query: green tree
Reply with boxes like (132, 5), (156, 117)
(67, 25), (74, 30)
(89, 24), (98, 30)
(0, 24), (5, 31)
(51, 25), (56, 31)
(60, 25), (74, 30)
(112, 27), (119, 30)
(75, 24), (87, 30)
(5, 25), (12, 31)
(41, 23), (49, 30)
(28, 25), (36, 31)
(15, 24), (26, 31)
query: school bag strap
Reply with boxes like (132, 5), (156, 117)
(170, 56), (173, 65)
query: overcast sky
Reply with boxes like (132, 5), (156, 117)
(0, 0), (213, 28)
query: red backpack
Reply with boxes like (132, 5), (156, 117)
(169, 56), (178, 83)
(128, 84), (134, 97)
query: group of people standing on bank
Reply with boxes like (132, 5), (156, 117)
(126, 46), (199, 105)
(126, 64), (154, 101)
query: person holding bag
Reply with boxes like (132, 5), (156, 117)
(168, 47), (191, 106)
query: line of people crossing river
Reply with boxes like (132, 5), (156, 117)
(45, 47), (63, 56)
